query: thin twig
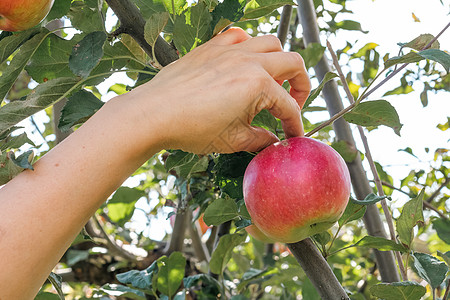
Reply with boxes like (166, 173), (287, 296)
(326, 40), (408, 281)
(426, 175), (450, 203)
(443, 279), (450, 300)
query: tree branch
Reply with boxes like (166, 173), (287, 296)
(426, 175), (450, 203)
(104, 0), (179, 67)
(297, 0), (400, 283)
(187, 210), (210, 262)
(277, 5), (293, 46)
(288, 239), (349, 300)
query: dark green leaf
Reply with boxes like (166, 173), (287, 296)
(0, 28), (39, 65)
(173, 2), (213, 55)
(0, 151), (28, 184)
(312, 231), (331, 246)
(370, 281), (426, 300)
(298, 43), (326, 69)
(48, 272), (65, 300)
(117, 261), (158, 290)
(0, 132), (34, 151)
(35, 292), (61, 300)
(210, 232), (247, 274)
(183, 273), (221, 290)
(398, 34), (440, 51)
(251, 109), (278, 134)
(338, 199), (366, 226)
(437, 251), (450, 267)
(0, 77), (80, 135)
(432, 218), (450, 244)
(101, 283), (146, 299)
(132, 0), (166, 19)
(67, 1), (104, 32)
(165, 151), (196, 171)
(353, 236), (407, 252)
(69, 31), (107, 78)
(0, 30), (49, 101)
(46, 0), (72, 20)
(10, 150), (34, 170)
(26, 33), (78, 83)
(396, 189), (425, 248)
(344, 100), (403, 135)
(243, 0), (295, 20)
(418, 49), (450, 72)
(412, 252), (448, 289)
(331, 140), (358, 163)
(384, 52), (424, 69)
(350, 193), (388, 205)
(203, 197), (239, 225)
(303, 72), (338, 109)
(107, 187), (145, 226)
(58, 90), (104, 132)
(66, 249), (90, 266)
(211, 0), (245, 35)
(156, 252), (186, 298)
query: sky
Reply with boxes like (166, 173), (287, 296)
(13, 0), (450, 239)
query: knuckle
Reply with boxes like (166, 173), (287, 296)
(263, 34), (283, 49)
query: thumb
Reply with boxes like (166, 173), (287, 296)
(238, 127), (279, 153)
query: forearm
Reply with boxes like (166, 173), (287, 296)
(0, 87), (165, 299)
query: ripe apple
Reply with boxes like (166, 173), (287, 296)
(243, 137), (351, 244)
(0, 0), (55, 32)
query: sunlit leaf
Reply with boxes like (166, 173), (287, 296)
(353, 236), (407, 252)
(338, 200), (366, 226)
(398, 33), (439, 51)
(243, 0), (295, 20)
(298, 43), (326, 70)
(432, 218), (450, 244)
(144, 12), (170, 48)
(303, 72), (338, 109)
(156, 252), (186, 298)
(370, 281), (426, 300)
(396, 189), (425, 248)
(107, 187), (146, 226)
(101, 283), (146, 299)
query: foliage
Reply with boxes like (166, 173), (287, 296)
(0, 0), (449, 299)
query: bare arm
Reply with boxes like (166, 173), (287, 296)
(0, 28), (310, 299)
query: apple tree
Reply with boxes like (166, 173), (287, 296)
(0, 0), (449, 299)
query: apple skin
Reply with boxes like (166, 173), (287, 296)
(0, 0), (54, 32)
(243, 137), (351, 244)
(245, 224), (275, 243)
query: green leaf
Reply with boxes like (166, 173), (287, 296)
(0, 30), (49, 101)
(0, 132), (34, 151)
(211, 0), (245, 35)
(344, 100), (403, 135)
(156, 252), (187, 298)
(251, 109), (278, 134)
(165, 150), (209, 178)
(173, 2), (213, 55)
(166, 151), (196, 170)
(331, 140), (358, 163)
(132, 0), (166, 19)
(370, 281), (426, 300)
(183, 273), (221, 290)
(383, 84), (414, 96)
(116, 261), (158, 291)
(398, 34), (440, 51)
(0, 77), (80, 135)
(66, 249), (90, 266)
(35, 292), (61, 300)
(210, 232), (247, 274)
(0, 28), (39, 65)
(350, 194), (388, 205)
(144, 12), (170, 48)
(26, 33), (78, 83)
(333, 20), (368, 33)
(58, 90), (104, 132)
(437, 251), (450, 267)
(338, 199), (366, 226)
(312, 231), (331, 246)
(46, 0), (72, 21)
(0, 151), (27, 184)
(117, 261), (158, 290)
(418, 49), (450, 72)
(353, 236), (407, 252)
(303, 72), (338, 109)
(243, 0), (295, 20)
(10, 150), (34, 171)
(107, 187), (145, 226)
(432, 218), (450, 244)
(396, 189), (425, 248)
(412, 252), (449, 289)
(67, 1), (104, 32)
(203, 197), (239, 225)
(48, 272), (65, 300)
(101, 283), (146, 299)
(298, 43), (326, 70)
(69, 31), (107, 78)
(384, 52), (424, 69)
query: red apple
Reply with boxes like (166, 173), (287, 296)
(0, 0), (55, 32)
(243, 137), (351, 244)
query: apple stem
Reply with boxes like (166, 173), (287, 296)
(287, 238), (349, 300)
(326, 41), (409, 281)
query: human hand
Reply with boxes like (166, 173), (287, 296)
(133, 27), (311, 154)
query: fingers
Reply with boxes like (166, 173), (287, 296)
(210, 27), (251, 45)
(256, 51), (311, 108)
(263, 79), (304, 138)
(238, 127), (280, 152)
(237, 34), (283, 53)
